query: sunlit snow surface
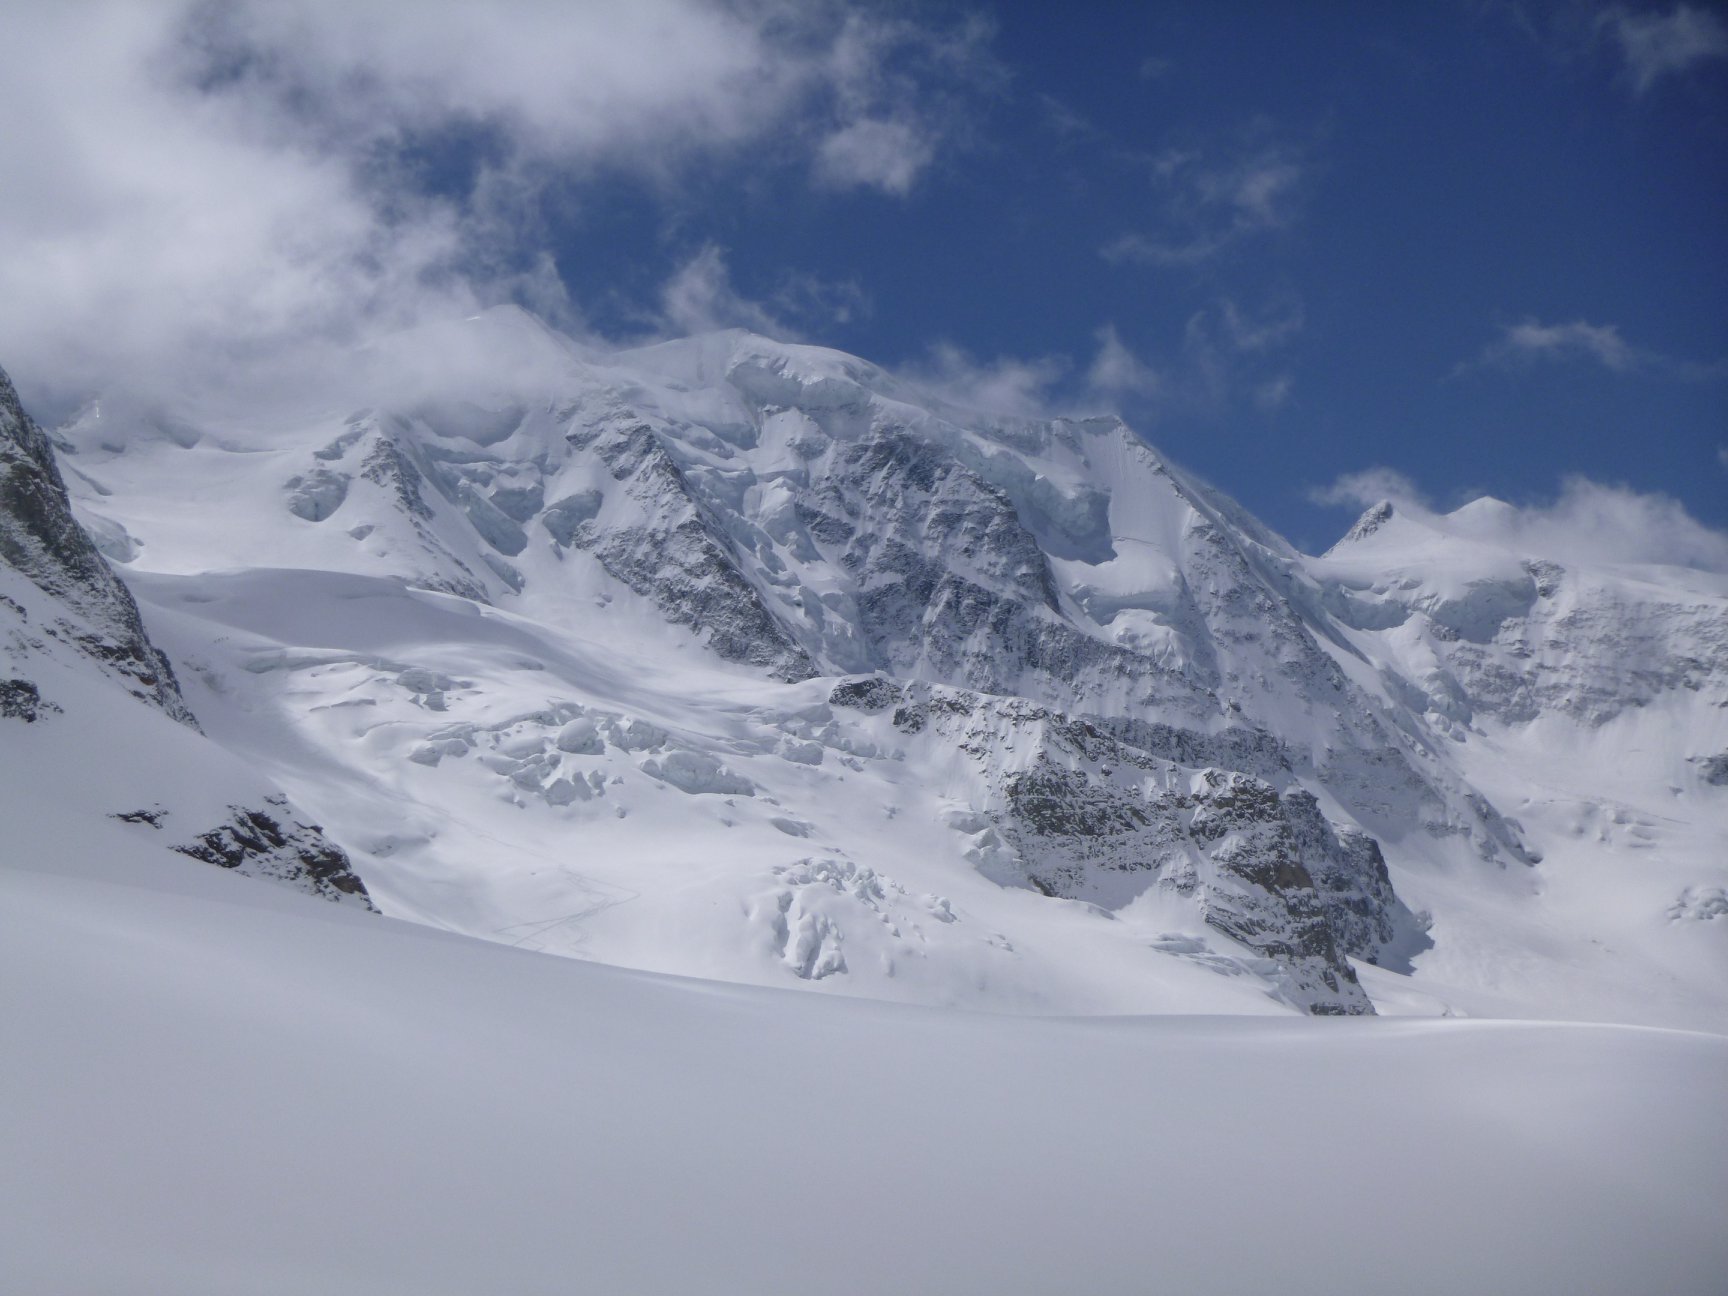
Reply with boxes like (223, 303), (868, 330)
(4, 845), (1725, 1296)
(6, 311), (1727, 1290)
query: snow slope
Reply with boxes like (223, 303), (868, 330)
(4, 844), (1724, 1296)
(1, 363), (372, 908)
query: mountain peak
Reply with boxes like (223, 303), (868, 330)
(3, 320), (1724, 1029)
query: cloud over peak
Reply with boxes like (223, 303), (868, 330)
(1313, 467), (1728, 573)
(0, 1), (996, 415)
(657, 244), (866, 340)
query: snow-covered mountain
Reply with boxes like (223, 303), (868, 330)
(6, 306), (1726, 1026)
(6, 308), (1727, 1292)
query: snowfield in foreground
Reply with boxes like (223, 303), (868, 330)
(3, 847), (1724, 1296)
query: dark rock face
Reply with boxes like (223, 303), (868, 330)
(828, 675), (902, 713)
(1279, 790), (1408, 963)
(1087, 715), (1296, 784)
(359, 426), (495, 601)
(795, 430), (1169, 706)
(1699, 753), (1728, 787)
(360, 433), (435, 521)
(0, 365), (196, 725)
(571, 422), (817, 682)
(169, 796), (376, 909)
(912, 689), (1419, 1014)
(1, 677), (58, 722)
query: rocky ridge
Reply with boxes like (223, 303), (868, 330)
(1, 366), (374, 910)
(0, 366), (194, 724)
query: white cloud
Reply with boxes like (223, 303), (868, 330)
(1104, 128), (1310, 267)
(1308, 467), (1428, 512)
(1607, 3), (1728, 94)
(816, 119), (936, 195)
(0, 1), (994, 417)
(1220, 296), (1304, 353)
(1479, 319), (1639, 371)
(812, 11), (1000, 195)
(1085, 326), (1163, 401)
(1464, 317), (1726, 379)
(899, 343), (1068, 419)
(656, 244), (866, 339)
(184, 0), (804, 164)
(659, 246), (785, 337)
(1253, 375), (1294, 412)
(1312, 468), (1728, 572)
(1473, 477), (1728, 571)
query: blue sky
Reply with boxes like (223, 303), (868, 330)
(3, 1), (1724, 552)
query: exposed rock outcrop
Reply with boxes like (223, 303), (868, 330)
(0, 365), (195, 725)
(169, 797), (376, 909)
(911, 688), (1426, 1014)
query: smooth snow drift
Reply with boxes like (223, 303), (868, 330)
(3, 845), (1723, 1296)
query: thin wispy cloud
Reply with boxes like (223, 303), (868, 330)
(1168, 294), (1306, 415)
(657, 245), (866, 339)
(1605, 3), (1728, 94)
(1219, 295), (1305, 354)
(1104, 127), (1311, 268)
(1309, 467), (1427, 512)
(897, 311), (1302, 425)
(1486, 0), (1728, 95)
(1035, 93), (1099, 141)
(1086, 326), (1164, 402)
(1462, 317), (1727, 379)
(898, 299), (1304, 425)
(1480, 319), (1639, 371)
(900, 343), (1070, 420)
(1253, 375), (1295, 412)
